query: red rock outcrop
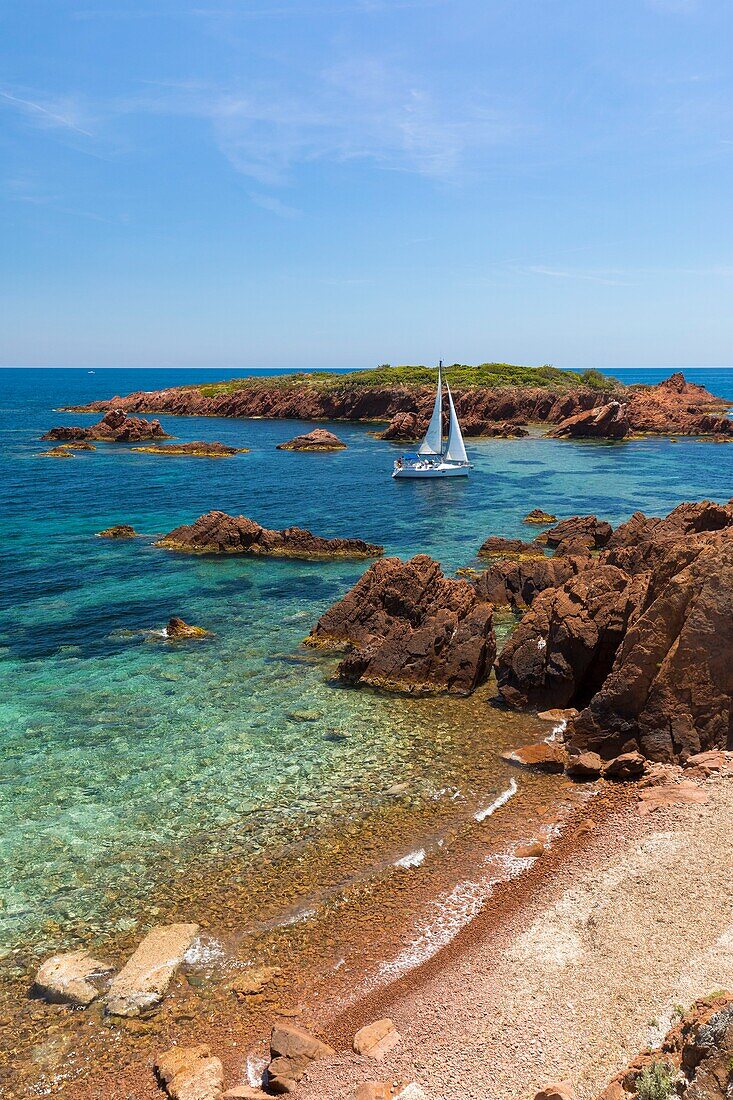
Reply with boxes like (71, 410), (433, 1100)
(495, 565), (649, 710)
(64, 371), (732, 437)
(379, 412), (422, 441)
(571, 531), (733, 761)
(276, 428), (346, 451)
(156, 511), (383, 561)
(305, 554), (496, 695)
(473, 554), (593, 611)
(490, 499), (733, 763)
(43, 408), (170, 443)
(551, 400), (630, 440)
(538, 515), (613, 550)
(595, 993), (733, 1100)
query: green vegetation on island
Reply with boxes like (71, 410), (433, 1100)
(194, 363), (619, 398)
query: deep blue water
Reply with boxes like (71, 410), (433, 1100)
(1, 366), (732, 957)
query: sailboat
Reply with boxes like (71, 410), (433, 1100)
(392, 362), (471, 479)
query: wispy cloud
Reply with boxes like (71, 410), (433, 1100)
(0, 90), (95, 137)
(248, 191), (302, 217)
(519, 265), (632, 286)
(123, 56), (515, 185)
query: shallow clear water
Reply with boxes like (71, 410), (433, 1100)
(1, 366), (732, 957)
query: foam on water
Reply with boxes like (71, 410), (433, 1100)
(474, 778), (518, 822)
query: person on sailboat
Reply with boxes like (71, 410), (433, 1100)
(392, 362), (471, 479)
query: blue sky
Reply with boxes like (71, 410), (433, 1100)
(1, 0), (732, 369)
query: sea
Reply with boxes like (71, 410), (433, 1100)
(1, 366), (732, 969)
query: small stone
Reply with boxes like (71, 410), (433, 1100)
(97, 524), (137, 539)
(602, 752), (646, 781)
(566, 752), (603, 781)
(353, 1018), (401, 1060)
(105, 922), (200, 1017)
(155, 1044), (224, 1100)
(33, 950), (114, 1007)
(537, 708), (578, 723)
(267, 1022), (335, 1093)
(166, 617), (213, 640)
(354, 1085), (412, 1100)
(524, 509), (558, 525)
(516, 841), (545, 858)
(501, 743), (568, 773)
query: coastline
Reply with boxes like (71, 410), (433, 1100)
(22, 770), (733, 1100)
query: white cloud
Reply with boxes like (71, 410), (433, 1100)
(0, 90), (96, 137)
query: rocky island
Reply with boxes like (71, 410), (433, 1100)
(43, 408), (170, 443)
(156, 510), (383, 560)
(276, 428), (347, 451)
(61, 365), (733, 440)
(130, 441), (247, 457)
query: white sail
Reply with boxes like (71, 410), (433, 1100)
(418, 364), (443, 455)
(444, 383), (468, 464)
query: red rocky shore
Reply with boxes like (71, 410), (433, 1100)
(304, 498), (733, 767)
(63, 372), (733, 439)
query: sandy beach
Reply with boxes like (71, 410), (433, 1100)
(292, 775), (733, 1100)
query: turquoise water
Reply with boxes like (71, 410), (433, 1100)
(1, 366), (732, 958)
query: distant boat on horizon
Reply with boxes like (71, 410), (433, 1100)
(392, 361), (471, 479)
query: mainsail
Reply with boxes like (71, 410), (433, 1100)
(418, 363), (443, 455)
(444, 383), (468, 464)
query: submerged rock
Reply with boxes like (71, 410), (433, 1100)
(157, 511), (382, 561)
(155, 1044), (224, 1100)
(105, 922), (200, 1017)
(97, 524), (137, 539)
(131, 441), (247, 457)
(477, 536), (546, 561)
(524, 508), (558, 525)
(38, 446), (75, 458)
(43, 408), (170, 444)
(166, 617), (213, 640)
(276, 428), (346, 451)
(306, 554), (496, 695)
(266, 1022), (335, 1093)
(33, 949), (114, 1007)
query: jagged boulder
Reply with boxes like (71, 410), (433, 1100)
(266, 1023), (334, 1094)
(97, 524), (137, 539)
(571, 533), (733, 762)
(495, 565), (649, 710)
(473, 554), (593, 611)
(550, 400), (630, 440)
(155, 1045), (224, 1100)
(306, 554), (495, 695)
(33, 950), (114, 1007)
(538, 515), (613, 550)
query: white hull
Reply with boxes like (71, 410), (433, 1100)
(392, 461), (470, 479)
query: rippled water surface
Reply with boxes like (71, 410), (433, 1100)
(1, 366), (732, 958)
